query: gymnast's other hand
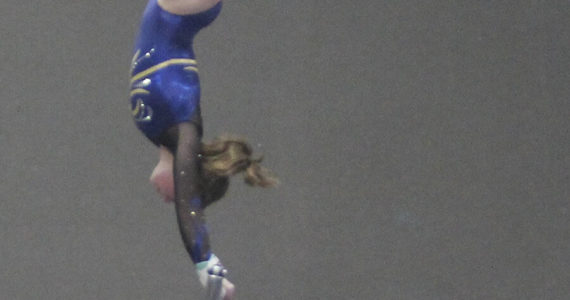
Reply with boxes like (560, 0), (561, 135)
(149, 146), (175, 203)
(222, 278), (235, 300)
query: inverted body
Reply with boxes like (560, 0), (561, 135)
(129, 2), (275, 299)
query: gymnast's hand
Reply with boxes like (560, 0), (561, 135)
(221, 278), (235, 300)
(149, 146), (175, 203)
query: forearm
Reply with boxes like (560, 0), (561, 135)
(173, 128), (234, 298)
(173, 123), (211, 263)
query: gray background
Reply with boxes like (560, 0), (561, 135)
(1, 1), (569, 299)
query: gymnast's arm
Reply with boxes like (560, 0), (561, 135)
(158, 0), (222, 15)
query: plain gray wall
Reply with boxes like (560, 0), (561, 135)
(1, 1), (568, 299)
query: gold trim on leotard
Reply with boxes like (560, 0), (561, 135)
(131, 99), (153, 122)
(130, 88), (150, 97)
(131, 58), (198, 84)
(184, 65), (199, 73)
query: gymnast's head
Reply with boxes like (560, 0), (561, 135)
(150, 136), (278, 206)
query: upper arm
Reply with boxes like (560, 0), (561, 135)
(157, 0), (221, 15)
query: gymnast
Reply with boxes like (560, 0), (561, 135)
(129, 0), (277, 298)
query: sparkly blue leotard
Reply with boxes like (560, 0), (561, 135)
(130, 0), (222, 142)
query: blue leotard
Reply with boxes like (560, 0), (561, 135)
(130, 0), (222, 142)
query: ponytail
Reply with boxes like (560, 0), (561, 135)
(243, 157), (278, 187)
(200, 135), (278, 197)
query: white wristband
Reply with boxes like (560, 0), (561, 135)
(195, 253), (221, 288)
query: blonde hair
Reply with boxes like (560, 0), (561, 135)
(199, 135), (278, 204)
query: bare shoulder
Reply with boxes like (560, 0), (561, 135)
(157, 0), (221, 15)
